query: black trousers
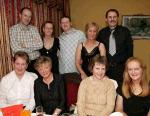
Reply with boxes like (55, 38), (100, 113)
(106, 64), (125, 89)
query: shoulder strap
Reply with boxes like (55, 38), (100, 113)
(98, 42), (100, 47)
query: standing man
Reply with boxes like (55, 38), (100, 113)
(97, 9), (133, 87)
(59, 16), (85, 74)
(9, 7), (43, 72)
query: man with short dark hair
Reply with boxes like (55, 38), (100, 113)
(97, 9), (133, 87)
(59, 16), (85, 74)
(9, 7), (43, 72)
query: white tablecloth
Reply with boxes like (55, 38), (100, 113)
(32, 113), (51, 116)
(109, 112), (123, 116)
(0, 112), (51, 116)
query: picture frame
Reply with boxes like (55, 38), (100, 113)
(122, 15), (150, 39)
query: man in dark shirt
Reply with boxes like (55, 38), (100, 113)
(97, 9), (133, 87)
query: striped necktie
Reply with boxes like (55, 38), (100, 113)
(109, 30), (116, 56)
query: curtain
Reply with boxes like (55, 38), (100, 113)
(4, 0), (70, 37)
(0, 0), (13, 79)
(0, 0), (70, 78)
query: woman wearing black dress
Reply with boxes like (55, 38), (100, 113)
(115, 57), (150, 116)
(75, 22), (106, 79)
(40, 21), (59, 73)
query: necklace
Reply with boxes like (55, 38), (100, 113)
(131, 85), (142, 95)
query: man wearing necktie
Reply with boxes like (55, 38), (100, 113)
(97, 9), (133, 88)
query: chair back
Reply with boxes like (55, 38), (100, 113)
(1, 104), (23, 116)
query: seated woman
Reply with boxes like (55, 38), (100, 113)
(75, 22), (106, 79)
(115, 57), (150, 116)
(77, 56), (116, 116)
(34, 56), (65, 115)
(0, 51), (37, 111)
(40, 21), (59, 74)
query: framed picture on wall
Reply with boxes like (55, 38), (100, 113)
(122, 15), (150, 39)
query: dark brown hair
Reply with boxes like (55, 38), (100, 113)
(89, 55), (108, 73)
(20, 7), (32, 14)
(41, 21), (54, 38)
(60, 16), (71, 22)
(105, 9), (119, 18)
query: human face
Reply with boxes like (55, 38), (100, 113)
(92, 62), (106, 80)
(87, 25), (97, 40)
(19, 9), (32, 26)
(37, 63), (52, 79)
(60, 17), (71, 32)
(14, 57), (28, 77)
(43, 23), (53, 37)
(106, 11), (118, 29)
(127, 61), (142, 81)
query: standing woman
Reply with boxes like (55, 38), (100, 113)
(40, 21), (59, 74)
(115, 57), (150, 116)
(76, 22), (106, 79)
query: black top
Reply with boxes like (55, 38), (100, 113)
(81, 43), (100, 76)
(117, 87), (150, 116)
(97, 25), (133, 64)
(34, 74), (65, 114)
(97, 26), (133, 85)
(40, 38), (59, 73)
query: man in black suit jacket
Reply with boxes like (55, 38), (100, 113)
(97, 9), (133, 87)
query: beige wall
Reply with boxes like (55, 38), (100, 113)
(70, 0), (150, 75)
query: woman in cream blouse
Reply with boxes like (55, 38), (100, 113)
(77, 56), (116, 116)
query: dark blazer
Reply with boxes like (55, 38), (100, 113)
(97, 25), (133, 85)
(97, 25), (133, 64)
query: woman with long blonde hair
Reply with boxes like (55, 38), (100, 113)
(115, 57), (150, 116)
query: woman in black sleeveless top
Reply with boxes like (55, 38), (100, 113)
(40, 21), (59, 74)
(75, 22), (106, 79)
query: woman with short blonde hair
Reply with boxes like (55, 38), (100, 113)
(34, 56), (65, 115)
(75, 22), (106, 79)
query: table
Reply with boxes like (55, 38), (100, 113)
(0, 112), (51, 116)
(32, 113), (51, 116)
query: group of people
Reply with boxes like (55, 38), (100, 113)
(0, 6), (149, 116)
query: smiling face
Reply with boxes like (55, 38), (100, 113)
(14, 57), (28, 78)
(37, 63), (52, 79)
(86, 25), (98, 40)
(43, 23), (53, 37)
(127, 61), (142, 81)
(106, 11), (118, 29)
(92, 62), (106, 80)
(60, 17), (71, 32)
(19, 9), (32, 26)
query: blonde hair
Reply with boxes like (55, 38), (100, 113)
(34, 56), (52, 70)
(85, 22), (99, 37)
(122, 57), (150, 98)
